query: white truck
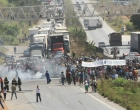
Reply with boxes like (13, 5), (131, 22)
(54, 26), (68, 31)
(38, 28), (51, 35)
(32, 34), (48, 49)
(28, 28), (39, 44)
(84, 18), (103, 30)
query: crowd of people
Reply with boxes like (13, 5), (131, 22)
(58, 52), (140, 93)
(0, 76), (22, 109)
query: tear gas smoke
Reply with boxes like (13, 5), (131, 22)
(0, 59), (66, 81)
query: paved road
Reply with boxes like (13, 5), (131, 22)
(6, 79), (125, 110)
(71, 0), (130, 57)
(5, 46), (28, 61)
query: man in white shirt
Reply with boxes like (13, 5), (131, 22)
(36, 85), (41, 102)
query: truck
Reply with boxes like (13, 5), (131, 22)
(54, 26), (68, 31)
(32, 34), (48, 49)
(38, 28), (51, 35)
(29, 44), (45, 57)
(49, 33), (70, 55)
(84, 18), (103, 29)
(53, 30), (70, 54)
(28, 28), (39, 44)
(108, 32), (122, 46)
(42, 20), (55, 28)
(130, 32), (140, 53)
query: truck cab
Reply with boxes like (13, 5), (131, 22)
(29, 44), (45, 57)
(53, 30), (70, 53)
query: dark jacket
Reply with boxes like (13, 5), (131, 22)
(12, 79), (17, 86)
(18, 77), (22, 85)
(45, 72), (50, 82)
(4, 78), (9, 85)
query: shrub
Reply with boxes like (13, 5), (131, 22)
(125, 22), (135, 31)
(112, 78), (129, 87)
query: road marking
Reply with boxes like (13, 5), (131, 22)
(64, 101), (69, 104)
(78, 100), (83, 105)
(80, 88), (116, 110)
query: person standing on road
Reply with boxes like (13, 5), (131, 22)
(0, 77), (3, 92)
(45, 71), (51, 84)
(0, 93), (4, 109)
(91, 79), (97, 93)
(3, 86), (7, 100)
(36, 85), (41, 102)
(4, 77), (9, 92)
(11, 85), (17, 100)
(17, 77), (22, 91)
(66, 70), (71, 85)
(60, 72), (65, 85)
(85, 80), (88, 93)
(14, 46), (16, 54)
(12, 78), (17, 86)
(72, 70), (76, 85)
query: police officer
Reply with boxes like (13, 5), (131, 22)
(12, 78), (17, 86)
(17, 77), (21, 91)
(4, 77), (9, 92)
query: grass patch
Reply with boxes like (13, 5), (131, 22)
(0, 46), (7, 64)
(104, 16), (135, 35)
(97, 78), (140, 110)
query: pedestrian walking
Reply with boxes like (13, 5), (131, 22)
(60, 72), (65, 85)
(12, 78), (17, 86)
(91, 79), (97, 93)
(4, 77), (9, 92)
(66, 70), (71, 85)
(45, 71), (51, 84)
(36, 85), (41, 102)
(72, 71), (76, 85)
(3, 87), (7, 100)
(0, 93), (4, 109)
(85, 80), (88, 93)
(17, 77), (22, 91)
(11, 85), (17, 100)
(0, 77), (3, 92)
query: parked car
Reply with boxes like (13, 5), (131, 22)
(98, 42), (106, 48)
(23, 48), (30, 57)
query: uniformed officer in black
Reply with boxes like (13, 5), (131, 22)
(4, 77), (9, 92)
(12, 78), (17, 86)
(17, 77), (22, 91)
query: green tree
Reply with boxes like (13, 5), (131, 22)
(69, 27), (87, 42)
(130, 14), (140, 30)
(84, 41), (96, 54)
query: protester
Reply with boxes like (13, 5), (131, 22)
(0, 92), (4, 109)
(0, 77), (3, 92)
(60, 72), (65, 85)
(36, 85), (41, 102)
(11, 85), (17, 100)
(85, 80), (88, 93)
(3, 87), (7, 100)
